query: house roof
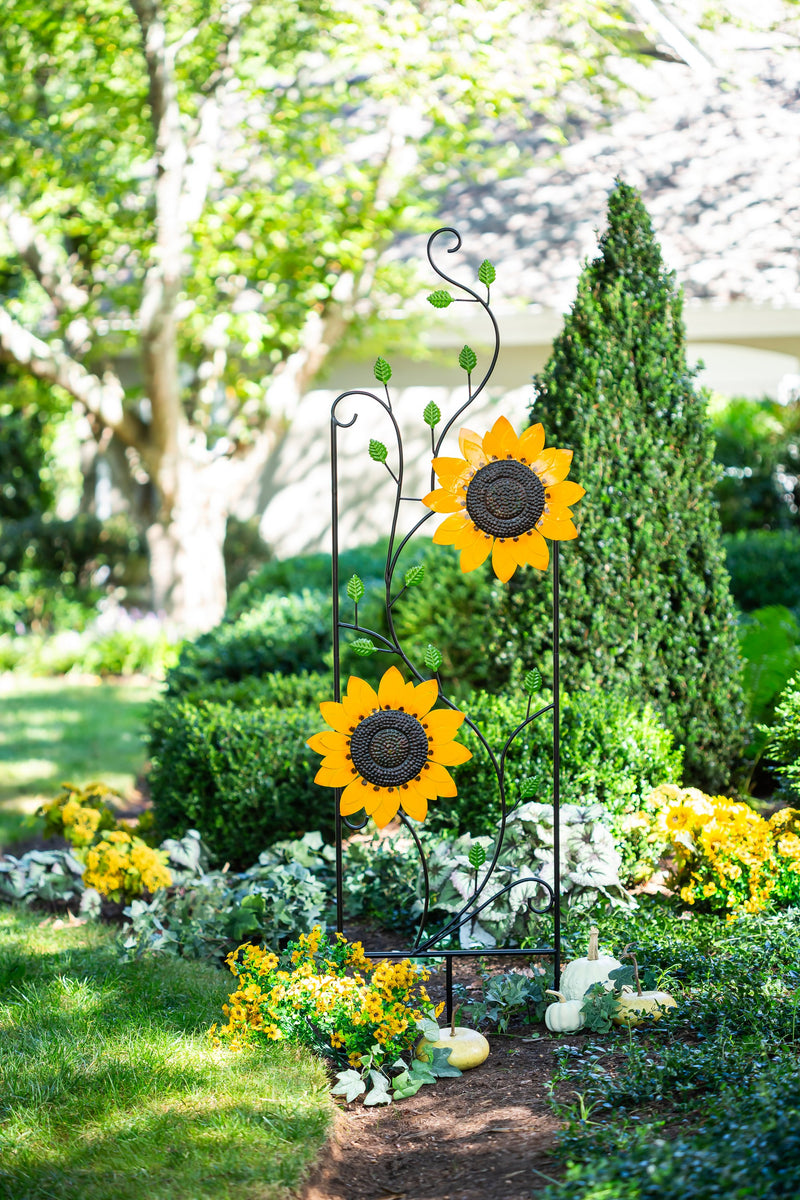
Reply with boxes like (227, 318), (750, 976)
(433, 16), (800, 320)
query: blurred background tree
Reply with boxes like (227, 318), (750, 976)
(0, 0), (651, 632)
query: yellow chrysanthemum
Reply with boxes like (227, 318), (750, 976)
(421, 415), (585, 583)
(307, 665), (472, 829)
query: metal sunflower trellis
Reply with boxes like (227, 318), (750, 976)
(321, 227), (576, 1016)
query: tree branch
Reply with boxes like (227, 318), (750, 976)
(0, 305), (150, 456)
(0, 201), (89, 314)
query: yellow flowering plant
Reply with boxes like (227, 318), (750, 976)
(83, 829), (172, 901)
(211, 926), (453, 1105)
(39, 782), (121, 848)
(657, 785), (800, 916)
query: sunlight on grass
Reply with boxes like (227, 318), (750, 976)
(0, 909), (333, 1200)
(0, 676), (160, 806)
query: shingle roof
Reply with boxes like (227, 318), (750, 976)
(442, 41), (800, 313)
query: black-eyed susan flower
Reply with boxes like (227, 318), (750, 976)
(306, 665), (471, 829)
(421, 415), (585, 583)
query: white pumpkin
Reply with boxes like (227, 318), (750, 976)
(559, 925), (622, 1001)
(544, 989), (585, 1033)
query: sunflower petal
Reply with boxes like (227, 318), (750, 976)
(429, 740), (472, 766)
(544, 505), (574, 522)
(534, 448), (573, 486)
(520, 529), (550, 569)
(345, 676), (379, 718)
(408, 677), (440, 718)
(460, 533), (493, 573)
(319, 701), (352, 734)
(546, 480), (586, 505)
(432, 512), (471, 546)
(453, 521), (480, 550)
(314, 765), (353, 787)
(400, 790), (428, 822)
(431, 456), (472, 483)
(307, 730), (348, 755)
(370, 791), (402, 829)
(421, 488), (464, 514)
(491, 537), (519, 583)
(538, 514), (578, 540)
(459, 427), (487, 467)
(424, 709), (466, 739)
(378, 665), (406, 709)
(483, 415), (520, 460)
(421, 761), (458, 797)
(519, 422), (545, 461)
(340, 779), (369, 815)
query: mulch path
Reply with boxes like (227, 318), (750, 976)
(303, 945), (579, 1200)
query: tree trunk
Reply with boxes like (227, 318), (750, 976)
(145, 456), (230, 633)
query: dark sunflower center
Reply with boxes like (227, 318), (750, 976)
(466, 458), (545, 539)
(349, 709), (430, 787)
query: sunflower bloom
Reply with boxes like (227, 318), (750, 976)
(422, 415), (585, 582)
(307, 666), (472, 828)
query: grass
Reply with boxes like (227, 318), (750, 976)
(0, 907), (333, 1199)
(0, 676), (159, 848)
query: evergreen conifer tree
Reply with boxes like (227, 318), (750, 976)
(500, 180), (745, 790)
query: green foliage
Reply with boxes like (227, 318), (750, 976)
(147, 696), (332, 866)
(738, 605), (800, 725)
(540, 905), (800, 1200)
(0, 908), (332, 1200)
(454, 965), (548, 1033)
(0, 512), (146, 635)
(391, 544), (511, 694)
(166, 671), (331, 711)
(436, 685), (682, 883)
(711, 394), (800, 534)
(724, 529), (800, 612)
(499, 182), (746, 792)
(122, 832), (333, 962)
(164, 589), (332, 697)
(579, 980), (620, 1033)
(763, 673), (800, 804)
(0, 847), (87, 906)
(226, 539), (387, 619)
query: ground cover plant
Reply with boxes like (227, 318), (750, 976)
(0, 908), (332, 1200)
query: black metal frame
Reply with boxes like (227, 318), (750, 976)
(327, 228), (562, 1015)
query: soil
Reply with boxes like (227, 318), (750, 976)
(302, 948), (578, 1200)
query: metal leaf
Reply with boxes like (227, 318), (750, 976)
(468, 844), (487, 869)
(478, 260), (496, 286)
(404, 564), (426, 587)
(427, 290), (453, 308)
(373, 357), (392, 383)
(369, 439), (388, 463)
(424, 644), (443, 672)
(352, 638), (376, 657)
(519, 775), (539, 800)
(423, 401), (441, 428)
(458, 345), (477, 373)
(346, 574), (365, 603)
(523, 668), (542, 696)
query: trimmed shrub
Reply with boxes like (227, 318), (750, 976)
(497, 181), (745, 791)
(724, 530), (800, 612)
(147, 697), (333, 866)
(763, 673), (800, 805)
(165, 589), (333, 696)
(427, 685), (682, 883)
(226, 538), (389, 619)
(711, 394), (800, 534)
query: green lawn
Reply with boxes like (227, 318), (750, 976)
(0, 908), (333, 1200)
(0, 676), (160, 848)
